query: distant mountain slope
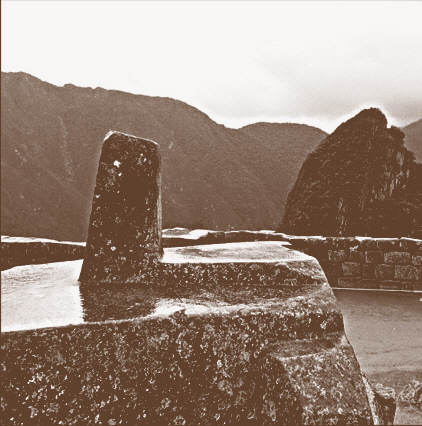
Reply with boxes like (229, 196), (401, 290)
(403, 118), (422, 162)
(280, 108), (422, 238)
(235, 122), (328, 221)
(1, 72), (327, 240)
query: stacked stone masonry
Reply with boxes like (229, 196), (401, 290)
(163, 231), (422, 292)
(2, 232), (421, 292)
(1, 238), (85, 271)
(287, 237), (422, 292)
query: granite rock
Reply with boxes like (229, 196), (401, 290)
(279, 108), (421, 238)
(362, 374), (396, 425)
(1, 236), (85, 271)
(1, 243), (376, 425)
(398, 380), (422, 409)
(0, 129), (392, 425)
(79, 132), (162, 282)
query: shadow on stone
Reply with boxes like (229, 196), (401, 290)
(79, 131), (162, 283)
(1, 131), (396, 425)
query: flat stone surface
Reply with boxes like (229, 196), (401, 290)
(1, 260), (84, 332)
(163, 241), (302, 263)
(1, 237), (86, 271)
(162, 228), (212, 239)
(1, 235), (86, 245)
(1, 241), (376, 425)
(162, 228), (292, 248)
(1, 243), (327, 332)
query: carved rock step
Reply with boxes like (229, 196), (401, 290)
(1, 242), (376, 425)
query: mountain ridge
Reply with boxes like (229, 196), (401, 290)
(280, 108), (422, 238)
(1, 71), (328, 240)
(403, 118), (422, 162)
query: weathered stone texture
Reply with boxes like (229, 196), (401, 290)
(360, 279), (379, 289)
(399, 238), (422, 252)
(394, 265), (419, 281)
(375, 264), (395, 280)
(362, 239), (379, 251)
(337, 277), (356, 288)
(363, 374), (396, 425)
(398, 380), (422, 409)
(412, 255), (422, 266)
(260, 335), (372, 425)
(350, 246), (365, 262)
(366, 251), (384, 264)
(328, 250), (348, 262)
(342, 262), (361, 276)
(79, 132), (162, 283)
(281, 236), (422, 291)
(1, 243), (376, 425)
(162, 232), (422, 292)
(384, 251), (411, 264)
(161, 233), (422, 292)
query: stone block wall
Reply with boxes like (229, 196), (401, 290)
(2, 242), (382, 425)
(287, 237), (422, 292)
(1, 238), (86, 271)
(2, 232), (422, 292)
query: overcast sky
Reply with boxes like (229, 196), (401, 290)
(2, 1), (422, 133)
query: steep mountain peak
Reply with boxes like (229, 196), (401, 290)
(351, 107), (387, 124)
(329, 107), (387, 136)
(312, 107), (407, 160)
(280, 108), (421, 237)
(2, 72), (419, 240)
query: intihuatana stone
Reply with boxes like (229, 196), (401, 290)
(79, 131), (162, 282)
(1, 132), (395, 425)
(2, 244), (377, 425)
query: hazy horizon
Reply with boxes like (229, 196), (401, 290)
(2, 1), (422, 133)
(4, 69), (421, 136)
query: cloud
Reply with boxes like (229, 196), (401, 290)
(2, 1), (421, 132)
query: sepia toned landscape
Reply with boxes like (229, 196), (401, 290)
(1, 1), (421, 425)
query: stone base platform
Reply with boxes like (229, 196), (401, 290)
(1, 242), (377, 424)
(1, 235), (85, 271)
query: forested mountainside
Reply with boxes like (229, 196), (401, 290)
(403, 118), (422, 162)
(280, 108), (422, 238)
(1, 72), (327, 241)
